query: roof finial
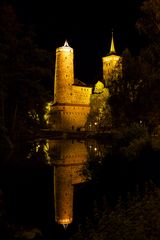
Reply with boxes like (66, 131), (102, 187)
(64, 39), (69, 47)
(109, 30), (116, 54)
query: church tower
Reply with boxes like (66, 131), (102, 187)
(102, 31), (121, 87)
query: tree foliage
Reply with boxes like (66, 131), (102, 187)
(87, 81), (111, 131)
(70, 183), (160, 240)
(136, 0), (160, 45)
(0, 3), (53, 145)
(135, 0), (160, 131)
(108, 48), (143, 127)
(108, 0), (160, 133)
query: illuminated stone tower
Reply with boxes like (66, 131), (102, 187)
(102, 31), (122, 87)
(50, 40), (92, 131)
(54, 40), (74, 104)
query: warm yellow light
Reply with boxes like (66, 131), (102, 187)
(44, 101), (53, 124)
(36, 144), (41, 152)
(56, 218), (73, 224)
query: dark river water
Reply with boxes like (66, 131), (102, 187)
(1, 137), (160, 239)
(0, 138), (104, 239)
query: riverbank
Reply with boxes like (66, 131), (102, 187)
(36, 129), (112, 140)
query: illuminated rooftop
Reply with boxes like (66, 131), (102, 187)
(109, 31), (116, 54)
(64, 40), (70, 47)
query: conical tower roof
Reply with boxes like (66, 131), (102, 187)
(109, 31), (116, 55)
(64, 39), (70, 47)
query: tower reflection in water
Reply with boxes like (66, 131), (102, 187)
(47, 139), (89, 229)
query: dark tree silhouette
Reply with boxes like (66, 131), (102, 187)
(0, 3), (53, 147)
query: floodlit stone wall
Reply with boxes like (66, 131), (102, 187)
(54, 43), (74, 104)
(50, 37), (121, 131)
(51, 41), (92, 131)
(49, 104), (91, 131)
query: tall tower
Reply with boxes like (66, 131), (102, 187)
(49, 40), (92, 131)
(54, 40), (74, 103)
(102, 31), (121, 87)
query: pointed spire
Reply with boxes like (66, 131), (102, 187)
(64, 39), (69, 47)
(109, 30), (116, 54)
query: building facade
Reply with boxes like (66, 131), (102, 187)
(102, 31), (122, 87)
(48, 34), (121, 131)
(49, 40), (93, 131)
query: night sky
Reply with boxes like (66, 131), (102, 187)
(1, 0), (144, 84)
